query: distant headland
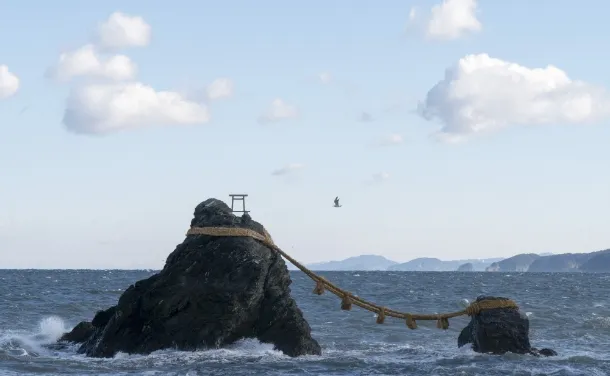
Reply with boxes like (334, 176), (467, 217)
(296, 249), (610, 272)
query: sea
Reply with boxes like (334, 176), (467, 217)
(0, 270), (609, 376)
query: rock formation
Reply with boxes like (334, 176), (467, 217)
(457, 263), (474, 272)
(59, 198), (321, 358)
(458, 296), (556, 357)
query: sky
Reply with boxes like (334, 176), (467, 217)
(1, 0), (609, 269)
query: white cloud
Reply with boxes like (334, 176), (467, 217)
(372, 172), (390, 183)
(359, 112), (373, 122)
(258, 98), (298, 123)
(63, 82), (210, 134)
(408, 7), (417, 22)
(318, 72), (332, 85)
(48, 44), (137, 81)
(271, 163), (304, 176)
(408, 0), (481, 40)
(96, 12), (151, 49)
(0, 65), (19, 99)
(316, 71), (360, 99)
(428, 0), (481, 39)
(206, 78), (233, 100)
(376, 134), (404, 146)
(418, 53), (610, 141)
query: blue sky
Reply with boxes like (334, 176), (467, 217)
(1, 0), (609, 268)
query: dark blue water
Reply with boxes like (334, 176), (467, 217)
(1, 270), (609, 375)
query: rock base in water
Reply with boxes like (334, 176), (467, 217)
(59, 198), (321, 358)
(458, 296), (556, 357)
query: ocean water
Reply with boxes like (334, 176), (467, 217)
(0, 270), (609, 376)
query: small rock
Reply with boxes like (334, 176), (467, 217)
(533, 347), (558, 357)
(458, 296), (556, 356)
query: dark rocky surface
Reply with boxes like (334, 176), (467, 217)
(59, 321), (94, 343)
(59, 198), (321, 358)
(458, 296), (556, 357)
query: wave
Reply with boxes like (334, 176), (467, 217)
(1, 314), (609, 376)
(0, 316), (69, 358)
(0, 316), (287, 363)
(583, 316), (610, 329)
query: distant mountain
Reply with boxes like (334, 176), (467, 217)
(287, 249), (610, 273)
(528, 249), (610, 272)
(388, 257), (502, 272)
(485, 253), (541, 272)
(579, 251), (610, 272)
(526, 253), (587, 272)
(306, 255), (398, 271)
(457, 263), (474, 272)
(387, 257), (441, 271)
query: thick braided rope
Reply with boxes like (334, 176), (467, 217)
(186, 226), (519, 329)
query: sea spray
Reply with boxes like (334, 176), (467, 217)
(0, 316), (68, 357)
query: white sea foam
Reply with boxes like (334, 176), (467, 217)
(0, 316), (68, 357)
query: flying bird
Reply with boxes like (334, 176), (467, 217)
(334, 197), (341, 207)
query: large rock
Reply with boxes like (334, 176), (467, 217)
(59, 198), (321, 358)
(458, 296), (556, 357)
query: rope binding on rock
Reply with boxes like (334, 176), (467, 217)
(186, 226), (519, 329)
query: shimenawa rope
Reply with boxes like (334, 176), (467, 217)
(186, 226), (518, 329)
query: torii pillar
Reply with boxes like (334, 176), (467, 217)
(229, 194), (249, 214)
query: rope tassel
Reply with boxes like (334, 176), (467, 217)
(313, 280), (325, 295)
(376, 308), (386, 324)
(406, 314), (417, 329)
(341, 295), (352, 310)
(436, 317), (449, 330)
